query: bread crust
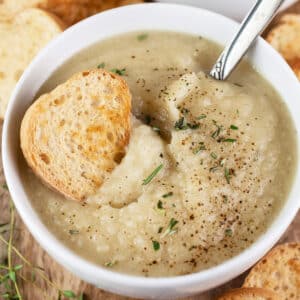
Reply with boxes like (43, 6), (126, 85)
(217, 287), (280, 300)
(0, 0), (144, 26)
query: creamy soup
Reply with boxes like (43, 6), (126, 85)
(21, 31), (297, 277)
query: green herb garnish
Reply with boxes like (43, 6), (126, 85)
(230, 125), (239, 130)
(225, 228), (233, 237)
(155, 200), (165, 215)
(161, 218), (179, 237)
(105, 261), (116, 267)
(211, 124), (222, 139)
(8, 270), (16, 282)
(13, 265), (23, 271)
(174, 117), (199, 130)
(234, 83), (243, 87)
(97, 62), (105, 69)
(224, 167), (231, 184)
(69, 229), (79, 235)
(152, 240), (160, 251)
(0, 200), (82, 300)
(223, 138), (236, 143)
(174, 117), (187, 130)
(142, 164), (163, 185)
(162, 192), (173, 198)
(210, 152), (217, 159)
(193, 143), (206, 154)
(137, 33), (148, 41)
(197, 114), (207, 120)
(62, 290), (76, 298)
(157, 200), (163, 209)
(110, 68), (127, 76)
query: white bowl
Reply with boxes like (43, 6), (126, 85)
(158, 0), (297, 21)
(2, 3), (300, 299)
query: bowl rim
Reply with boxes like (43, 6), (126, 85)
(2, 2), (300, 297)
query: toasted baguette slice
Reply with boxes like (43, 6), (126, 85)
(0, 8), (65, 119)
(0, 0), (144, 26)
(39, 0), (144, 26)
(243, 243), (300, 300)
(217, 287), (280, 300)
(266, 14), (300, 79)
(0, 0), (42, 19)
(20, 69), (132, 201)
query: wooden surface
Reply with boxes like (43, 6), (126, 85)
(1, 2), (300, 298)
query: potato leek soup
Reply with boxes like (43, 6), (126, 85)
(21, 31), (297, 277)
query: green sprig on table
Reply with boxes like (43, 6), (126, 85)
(0, 187), (84, 300)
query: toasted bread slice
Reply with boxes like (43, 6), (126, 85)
(266, 14), (300, 79)
(20, 69), (131, 201)
(39, 0), (144, 26)
(0, 0), (144, 26)
(217, 287), (280, 300)
(0, 0), (42, 18)
(0, 8), (64, 119)
(243, 243), (300, 300)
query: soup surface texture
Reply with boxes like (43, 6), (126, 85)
(21, 31), (297, 277)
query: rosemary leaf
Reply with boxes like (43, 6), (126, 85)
(142, 164), (163, 185)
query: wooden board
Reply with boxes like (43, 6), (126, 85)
(1, 2), (300, 298)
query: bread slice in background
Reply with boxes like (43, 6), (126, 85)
(217, 287), (280, 300)
(39, 0), (144, 26)
(0, 0), (144, 26)
(243, 243), (300, 300)
(0, 8), (65, 119)
(0, 0), (42, 20)
(266, 14), (300, 79)
(20, 69), (131, 201)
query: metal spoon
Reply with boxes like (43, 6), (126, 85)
(210, 0), (284, 81)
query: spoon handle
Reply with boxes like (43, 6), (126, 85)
(210, 0), (284, 81)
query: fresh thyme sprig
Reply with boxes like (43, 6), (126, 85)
(0, 197), (84, 299)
